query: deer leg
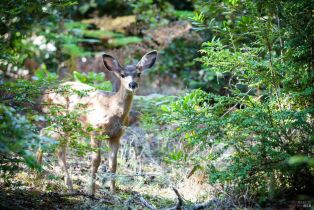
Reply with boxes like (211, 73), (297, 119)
(88, 134), (101, 195)
(108, 137), (120, 193)
(36, 146), (43, 165)
(57, 145), (73, 192)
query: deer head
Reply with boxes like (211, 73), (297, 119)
(102, 51), (157, 92)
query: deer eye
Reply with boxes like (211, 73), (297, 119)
(137, 73), (141, 77)
(120, 74), (125, 78)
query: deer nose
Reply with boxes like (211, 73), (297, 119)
(129, 81), (138, 89)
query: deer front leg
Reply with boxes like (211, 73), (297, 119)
(88, 133), (101, 195)
(108, 137), (120, 193)
(57, 145), (73, 192)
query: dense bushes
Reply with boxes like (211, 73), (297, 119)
(143, 0), (314, 202)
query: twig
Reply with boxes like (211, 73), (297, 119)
(163, 187), (184, 210)
(220, 89), (253, 118)
(124, 191), (156, 210)
(138, 195), (157, 210)
(187, 165), (200, 179)
(221, 103), (238, 118)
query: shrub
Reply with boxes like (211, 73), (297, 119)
(143, 0), (314, 202)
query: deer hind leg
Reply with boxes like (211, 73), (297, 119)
(57, 145), (74, 192)
(88, 133), (101, 195)
(108, 137), (120, 193)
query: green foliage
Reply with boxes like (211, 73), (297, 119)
(130, 0), (195, 27)
(42, 103), (93, 157)
(150, 38), (202, 88)
(83, 30), (123, 39)
(0, 104), (41, 177)
(142, 0), (314, 201)
(73, 71), (112, 91)
(108, 36), (143, 47)
(0, 0), (74, 66)
(173, 10), (195, 20)
(136, 94), (176, 128)
(65, 21), (143, 49)
(38, 70), (110, 156)
(72, 0), (132, 18)
(0, 71), (59, 178)
(130, 0), (174, 27)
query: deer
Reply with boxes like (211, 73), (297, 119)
(40, 50), (157, 195)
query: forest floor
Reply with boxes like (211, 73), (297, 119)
(0, 122), (215, 209)
(2, 94), (310, 209)
(1, 123), (312, 209)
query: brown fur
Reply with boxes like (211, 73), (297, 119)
(47, 81), (132, 137)
(40, 51), (157, 195)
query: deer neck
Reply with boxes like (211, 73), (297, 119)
(112, 84), (134, 119)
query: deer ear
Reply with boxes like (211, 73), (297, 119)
(102, 54), (122, 72)
(136, 50), (157, 71)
